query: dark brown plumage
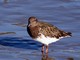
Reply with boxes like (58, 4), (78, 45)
(27, 16), (72, 55)
(27, 16), (71, 39)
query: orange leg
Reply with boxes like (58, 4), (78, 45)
(46, 45), (48, 56)
(41, 45), (49, 60)
(41, 44), (45, 54)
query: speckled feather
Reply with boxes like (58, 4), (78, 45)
(27, 17), (72, 45)
(27, 21), (71, 39)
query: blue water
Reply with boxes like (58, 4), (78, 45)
(0, 0), (80, 60)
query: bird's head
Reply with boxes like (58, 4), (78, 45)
(28, 16), (38, 26)
(28, 16), (38, 23)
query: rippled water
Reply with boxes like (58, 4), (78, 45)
(0, 0), (80, 60)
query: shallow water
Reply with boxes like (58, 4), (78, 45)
(0, 0), (80, 60)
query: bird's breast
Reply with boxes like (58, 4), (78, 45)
(29, 26), (40, 38)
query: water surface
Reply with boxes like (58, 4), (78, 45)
(0, 0), (80, 60)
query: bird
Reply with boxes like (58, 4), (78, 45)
(27, 16), (72, 55)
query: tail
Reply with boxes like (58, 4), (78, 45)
(66, 32), (72, 36)
(60, 30), (72, 37)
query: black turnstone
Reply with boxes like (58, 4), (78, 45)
(27, 16), (72, 54)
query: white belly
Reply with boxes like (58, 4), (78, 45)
(34, 33), (61, 45)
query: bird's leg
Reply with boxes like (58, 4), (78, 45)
(41, 44), (45, 54)
(46, 45), (48, 54)
(45, 45), (49, 57)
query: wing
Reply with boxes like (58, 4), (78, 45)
(38, 22), (71, 38)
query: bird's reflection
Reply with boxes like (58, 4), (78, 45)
(41, 52), (74, 60)
(41, 52), (55, 60)
(67, 57), (74, 60)
(41, 55), (74, 60)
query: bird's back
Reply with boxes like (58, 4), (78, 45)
(38, 21), (71, 38)
(27, 21), (71, 39)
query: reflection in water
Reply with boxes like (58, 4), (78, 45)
(41, 52), (74, 60)
(41, 52), (54, 60)
(41, 54), (74, 60)
(41, 55), (54, 60)
(67, 57), (74, 60)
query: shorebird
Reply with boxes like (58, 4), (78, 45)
(27, 16), (72, 54)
